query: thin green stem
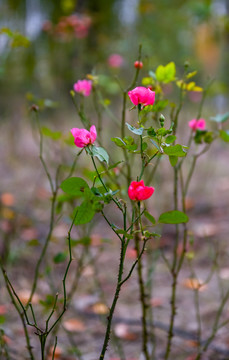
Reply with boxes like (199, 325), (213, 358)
(52, 337), (58, 360)
(134, 202), (150, 360)
(91, 155), (123, 211)
(46, 211), (76, 336)
(26, 188), (57, 307)
(99, 239), (126, 360)
(119, 238), (148, 287)
(0, 264), (35, 360)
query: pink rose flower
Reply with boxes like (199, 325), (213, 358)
(188, 118), (206, 131)
(108, 54), (124, 68)
(128, 86), (155, 107)
(71, 125), (97, 148)
(73, 79), (92, 96)
(128, 180), (155, 201)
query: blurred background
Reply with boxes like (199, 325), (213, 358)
(1, 0), (229, 113)
(1, 2), (229, 359)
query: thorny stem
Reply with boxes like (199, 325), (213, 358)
(89, 249), (126, 360)
(119, 238), (148, 287)
(164, 84), (184, 359)
(121, 44), (142, 186)
(134, 202), (150, 360)
(99, 239), (126, 360)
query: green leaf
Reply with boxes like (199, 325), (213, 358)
(41, 127), (61, 140)
(123, 136), (134, 145)
(111, 137), (126, 147)
(142, 142), (148, 151)
(210, 112), (229, 123)
(142, 77), (154, 86)
(1, 27), (30, 47)
(91, 146), (109, 164)
(60, 177), (89, 197)
(186, 70), (197, 79)
(157, 127), (170, 136)
(0, 315), (5, 324)
(152, 99), (169, 112)
(144, 210), (156, 224)
(158, 210), (189, 224)
(144, 231), (161, 238)
(164, 62), (176, 82)
(39, 294), (56, 309)
(150, 139), (161, 151)
(165, 135), (176, 144)
(219, 130), (229, 142)
(27, 239), (40, 247)
(156, 62), (176, 83)
(126, 143), (138, 151)
(126, 123), (144, 135)
(70, 237), (91, 246)
(169, 156), (178, 167)
(141, 105), (154, 114)
(204, 131), (214, 143)
(108, 161), (123, 170)
(147, 127), (157, 137)
(53, 252), (67, 263)
(74, 201), (95, 225)
(116, 229), (133, 239)
(163, 144), (187, 157)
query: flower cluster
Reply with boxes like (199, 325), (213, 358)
(42, 14), (91, 40)
(108, 54), (124, 68)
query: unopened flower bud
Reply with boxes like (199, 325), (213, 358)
(159, 114), (165, 126)
(184, 61), (190, 69)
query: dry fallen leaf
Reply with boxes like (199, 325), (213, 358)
(91, 302), (109, 315)
(63, 318), (86, 332)
(17, 290), (39, 305)
(184, 197), (195, 210)
(90, 234), (102, 246)
(36, 187), (52, 199)
(1, 208), (15, 220)
(114, 323), (138, 340)
(0, 305), (7, 315)
(1, 334), (11, 345)
(1, 193), (15, 206)
(194, 223), (218, 238)
(185, 340), (198, 348)
(150, 297), (164, 307)
(219, 268), (229, 279)
(126, 248), (137, 259)
(82, 265), (94, 277)
(182, 278), (207, 291)
(48, 345), (62, 359)
(21, 228), (38, 241)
